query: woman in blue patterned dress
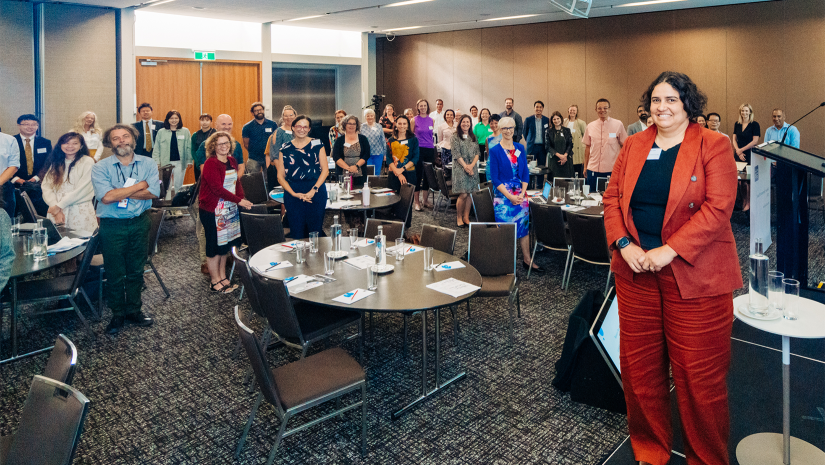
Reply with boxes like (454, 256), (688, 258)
(361, 109), (386, 174)
(276, 115), (329, 239)
(488, 116), (544, 273)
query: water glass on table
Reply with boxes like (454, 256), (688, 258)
(768, 271), (784, 313)
(24, 236), (35, 255)
(395, 238), (405, 261)
(308, 232), (318, 253)
(295, 242), (306, 264)
(582, 184), (591, 199)
(367, 267), (378, 291)
(350, 228), (359, 249)
(33, 229), (48, 262)
(423, 247), (434, 271)
(324, 252), (335, 275)
(783, 279), (800, 321)
(11, 214), (21, 236)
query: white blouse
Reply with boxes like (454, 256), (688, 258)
(79, 129), (105, 161)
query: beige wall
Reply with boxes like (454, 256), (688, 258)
(377, 0), (825, 155)
(0, 1), (35, 134)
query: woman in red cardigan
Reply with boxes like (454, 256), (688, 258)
(603, 71), (742, 465)
(199, 131), (252, 293)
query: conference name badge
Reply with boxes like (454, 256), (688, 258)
(118, 178), (137, 209)
(429, 126), (433, 130)
(647, 148), (662, 160)
(544, 124), (549, 128)
(401, 140), (408, 145)
(177, 135), (184, 140)
(344, 142), (352, 148)
(311, 139), (321, 147)
(609, 133), (617, 138)
(265, 128), (273, 133)
(37, 148), (47, 153)
(515, 149), (521, 157)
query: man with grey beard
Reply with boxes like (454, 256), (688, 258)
(92, 124), (160, 334)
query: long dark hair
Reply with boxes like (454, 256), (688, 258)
(163, 110), (183, 130)
(392, 115), (414, 139)
(42, 132), (90, 188)
(455, 115), (477, 142)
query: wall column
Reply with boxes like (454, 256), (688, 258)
(261, 22), (273, 120)
(118, 7), (136, 123)
(361, 32), (376, 109)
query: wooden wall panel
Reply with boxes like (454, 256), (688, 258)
(376, 0), (825, 153)
(135, 60), (200, 139)
(0, 1), (34, 134)
(427, 31), (454, 110)
(452, 29), (483, 115)
(546, 20), (587, 119)
(481, 26), (514, 115)
(202, 61), (262, 161)
(513, 23), (548, 116)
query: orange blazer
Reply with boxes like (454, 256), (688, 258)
(603, 122), (744, 299)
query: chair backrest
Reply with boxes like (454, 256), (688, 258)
(240, 213), (286, 256)
(419, 224), (456, 255)
(366, 175), (389, 189)
(390, 183), (416, 225)
(364, 219), (404, 242)
(70, 230), (100, 298)
(146, 208), (165, 257)
(19, 191), (40, 222)
(187, 177), (201, 209)
(529, 203), (568, 250)
(479, 181), (492, 193)
(363, 165), (375, 177)
(5, 375), (90, 465)
(467, 222), (516, 276)
(423, 162), (439, 192)
(435, 168), (451, 198)
(567, 212), (611, 264)
(596, 177), (609, 193)
(158, 164), (174, 198)
(471, 188), (495, 223)
(235, 307), (283, 412)
(43, 334), (78, 386)
(240, 171), (269, 204)
(553, 177), (575, 192)
(252, 274), (305, 344)
(231, 247), (265, 319)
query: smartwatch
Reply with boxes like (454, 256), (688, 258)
(312, 185), (319, 191)
(616, 236), (631, 249)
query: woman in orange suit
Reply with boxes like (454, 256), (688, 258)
(603, 71), (743, 465)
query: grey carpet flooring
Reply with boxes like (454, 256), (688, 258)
(1, 195), (823, 464)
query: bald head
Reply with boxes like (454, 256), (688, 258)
(216, 114), (233, 132)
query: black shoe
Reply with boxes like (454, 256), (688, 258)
(106, 317), (125, 335)
(522, 262), (545, 273)
(125, 312), (154, 327)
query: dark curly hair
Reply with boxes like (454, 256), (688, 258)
(641, 71), (707, 120)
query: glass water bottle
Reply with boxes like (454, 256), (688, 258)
(749, 237), (769, 316)
(330, 215), (342, 252)
(375, 226), (386, 266)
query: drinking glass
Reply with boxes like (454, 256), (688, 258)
(782, 278), (800, 321)
(11, 215), (21, 236)
(350, 228), (359, 249)
(324, 252), (335, 275)
(553, 186), (566, 203)
(395, 238), (405, 261)
(768, 271), (784, 312)
(24, 236), (35, 255)
(367, 267), (378, 291)
(33, 229), (48, 262)
(423, 247), (434, 271)
(295, 242), (305, 264)
(582, 184), (591, 199)
(329, 186), (338, 202)
(308, 232), (319, 253)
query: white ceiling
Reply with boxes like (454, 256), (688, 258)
(59, 0), (771, 34)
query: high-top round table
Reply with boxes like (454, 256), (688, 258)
(249, 237), (482, 419)
(733, 294), (825, 464)
(1, 233), (87, 364)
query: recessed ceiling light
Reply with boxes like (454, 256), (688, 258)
(385, 0), (434, 8)
(192, 6), (205, 10)
(617, 0), (686, 7)
(481, 14), (538, 21)
(384, 26), (423, 31)
(287, 15), (323, 21)
(479, 13), (491, 16)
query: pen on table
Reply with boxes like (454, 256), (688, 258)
(404, 245), (413, 254)
(350, 290), (359, 302)
(434, 259), (447, 270)
(284, 276), (298, 283)
(265, 262), (282, 271)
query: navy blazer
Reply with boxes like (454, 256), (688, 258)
(14, 134), (52, 181)
(132, 119), (163, 156)
(523, 115), (550, 155)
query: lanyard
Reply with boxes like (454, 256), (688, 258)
(115, 162), (137, 184)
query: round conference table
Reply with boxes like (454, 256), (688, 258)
(270, 186), (401, 225)
(2, 233), (87, 364)
(249, 237), (482, 419)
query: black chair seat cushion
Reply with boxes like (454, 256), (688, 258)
(291, 302), (361, 343)
(0, 434), (12, 464)
(16, 276), (74, 300)
(271, 347), (365, 409)
(152, 199), (174, 208)
(476, 274), (515, 298)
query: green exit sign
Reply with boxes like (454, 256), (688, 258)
(194, 51), (215, 61)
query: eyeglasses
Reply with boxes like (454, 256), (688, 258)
(18, 123), (38, 128)
(294, 125), (310, 131)
(500, 127), (515, 131)
(216, 141), (231, 147)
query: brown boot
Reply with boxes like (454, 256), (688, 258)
(201, 263), (209, 275)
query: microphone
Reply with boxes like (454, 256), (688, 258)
(781, 102), (825, 144)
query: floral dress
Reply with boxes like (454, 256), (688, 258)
(492, 147), (529, 239)
(450, 134), (480, 194)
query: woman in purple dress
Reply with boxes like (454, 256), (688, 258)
(413, 99), (435, 210)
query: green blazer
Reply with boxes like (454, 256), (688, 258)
(153, 127), (191, 167)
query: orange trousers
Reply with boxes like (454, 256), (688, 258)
(615, 265), (733, 465)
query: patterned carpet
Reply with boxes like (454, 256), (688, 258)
(1, 194), (823, 464)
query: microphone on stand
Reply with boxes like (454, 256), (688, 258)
(781, 101), (825, 144)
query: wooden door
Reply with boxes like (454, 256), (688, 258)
(202, 61), (262, 162)
(135, 59), (201, 134)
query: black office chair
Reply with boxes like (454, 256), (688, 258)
(527, 203), (571, 281)
(145, 208), (170, 298)
(0, 375), (90, 465)
(43, 334), (78, 386)
(467, 223), (520, 343)
(364, 218), (404, 242)
(234, 307), (367, 463)
(241, 171), (280, 211)
(18, 191), (41, 222)
(565, 212), (612, 294)
(240, 213), (287, 257)
(470, 187), (495, 223)
(366, 175), (389, 189)
(433, 168), (459, 218)
(422, 162), (440, 208)
(374, 183), (415, 230)
(152, 164), (174, 208)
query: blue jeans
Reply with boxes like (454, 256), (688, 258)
(367, 155), (383, 174)
(586, 170), (611, 191)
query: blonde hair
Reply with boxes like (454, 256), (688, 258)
(279, 105), (297, 126)
(73, 111), (101, 135)
(205, 131), (236, 159)
(738, 103), (754, 125)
